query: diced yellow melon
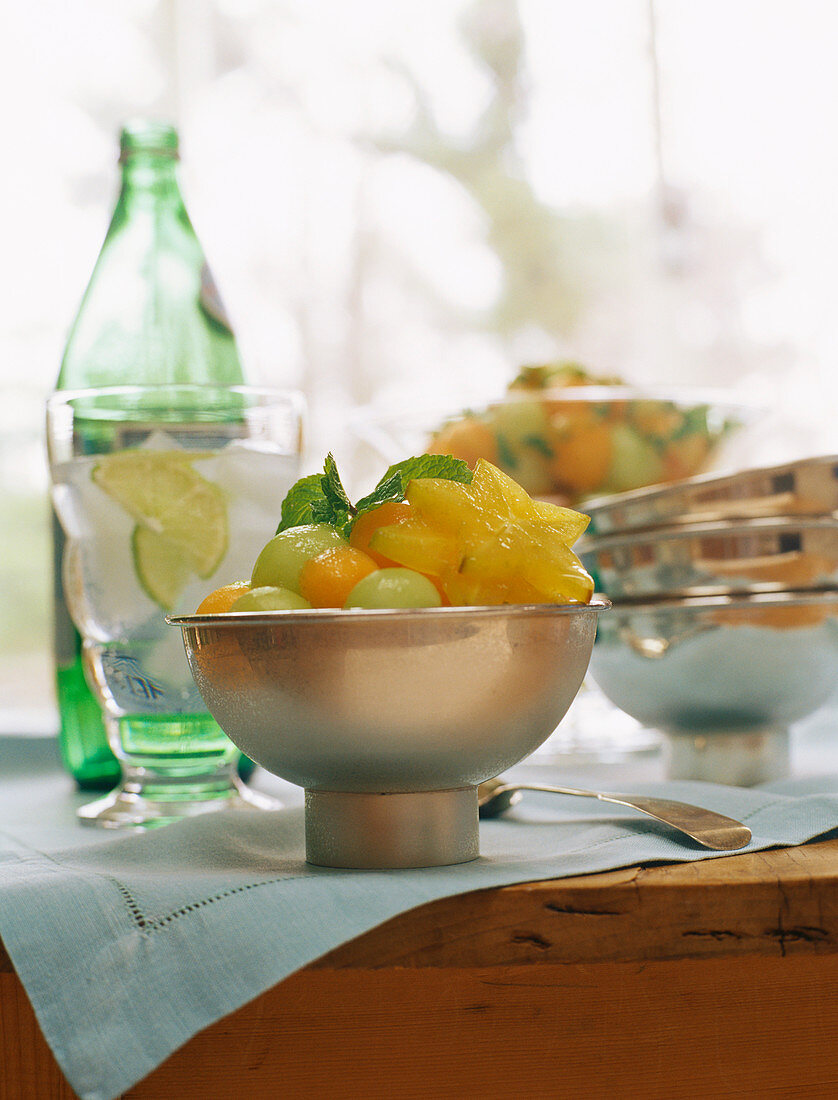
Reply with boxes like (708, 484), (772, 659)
(369, 519), (460, 577)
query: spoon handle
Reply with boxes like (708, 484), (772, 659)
(511, 784), (752, 851)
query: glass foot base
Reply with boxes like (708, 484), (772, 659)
(526, 686), (662, 766)
(528, 723), (662, 766)
(78, 775), (279, 830)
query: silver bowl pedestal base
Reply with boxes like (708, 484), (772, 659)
(304, 787), (479, 868)
(665, 726), (790, 787)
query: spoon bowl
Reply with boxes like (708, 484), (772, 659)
(477, 776), (752, 850)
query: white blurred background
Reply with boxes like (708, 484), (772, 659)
(3, 0), (838, 725)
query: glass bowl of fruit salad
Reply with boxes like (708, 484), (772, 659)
(352, 362), (751, 508)
(170, 454), (608, 869)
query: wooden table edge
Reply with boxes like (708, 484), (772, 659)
(4, 835), (838, 976)
(5, 837), (838, 1098)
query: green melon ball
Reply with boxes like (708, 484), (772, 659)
(344, 568), (442, 609)
(251, 524), (346, 593)
(491, 396), (550, 443)
(602, 424), (663, 493)
(231, 586), (312, 612)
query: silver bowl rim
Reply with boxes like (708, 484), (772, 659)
(167, 597), (611, 629)
(583, 453), (838, 514)
(580, 513), (838, 553)
(601, 588), (838, 615)
(350, 387), (757, 441)
(353, 384), (755, 416)
(46, 382), (307, 406)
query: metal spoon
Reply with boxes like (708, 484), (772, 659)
(477, 776), (752, 851)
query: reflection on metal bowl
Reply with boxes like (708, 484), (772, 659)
(590, 590), (838, 784)
(584, 454), (838, 535)
(580, 516), (838, 600)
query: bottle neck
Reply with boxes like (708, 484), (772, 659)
(117, 155), (184, 209)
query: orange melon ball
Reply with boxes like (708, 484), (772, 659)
(299, 545), (379, 608)
(195, 580), (251, 614)
(549, 419), (613, 494)
(426, 417), (498, 468)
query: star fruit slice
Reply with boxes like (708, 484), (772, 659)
(390, 459), (595, 605)
(470, 459), (590, 543)
(459, 521), (594, 604)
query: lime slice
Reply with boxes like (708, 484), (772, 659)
(132, 525), (192, 610)
(92, 450), (228, 578)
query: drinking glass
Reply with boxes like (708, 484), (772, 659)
(47, 384), (305, 828)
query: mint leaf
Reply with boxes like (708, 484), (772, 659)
(354, 470), (404, 514)
(522, 433), (554, 459)
(276, 454), (355, 533)
(276, 473), (329, 533)
(322, 452), (353, 514)
(278, 452), (473, 536)
(675, 404), (710, 439)
(319, 452), (354, 533)
(495, 432), (517, 469)
(309, 494), (350, 528)
(354, 455), (473, 516)
(381, 453), (473, 491)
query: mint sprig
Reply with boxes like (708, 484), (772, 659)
(276, 452), (473, 536)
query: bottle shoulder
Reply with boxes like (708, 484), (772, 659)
(56, 248), (245, 388)
(56, 169), (246, 388)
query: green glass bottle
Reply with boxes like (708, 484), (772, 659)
(53, 119), (250, 788)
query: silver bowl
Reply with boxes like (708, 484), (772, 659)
(169, 601), (607, 868)
(589, 590), (838, 783)
(584, 454), (838, 535)
(580, 515), (838, 600)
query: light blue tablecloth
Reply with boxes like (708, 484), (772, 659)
(3, 733), (838, 1100)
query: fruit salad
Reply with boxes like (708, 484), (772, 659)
(197, 454), (594, 613)
(426, 361), (741, 504)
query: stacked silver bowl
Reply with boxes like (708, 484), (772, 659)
(578, 456), (838, 785)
